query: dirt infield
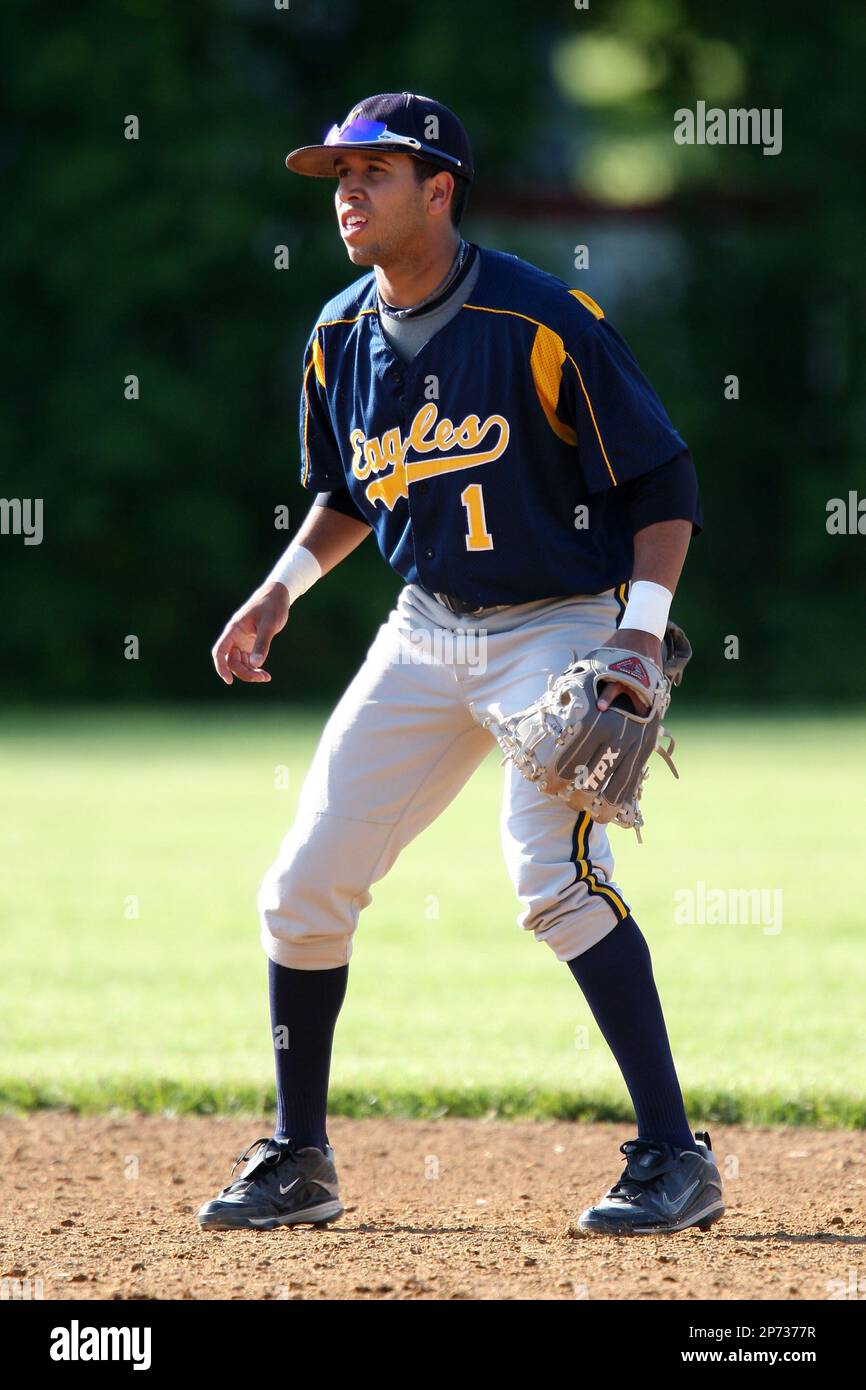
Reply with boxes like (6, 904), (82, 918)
(2, 1114), (863, 1301)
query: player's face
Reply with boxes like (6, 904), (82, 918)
(333, 150), (432, 266)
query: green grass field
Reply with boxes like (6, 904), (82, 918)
(1, 709), (864, 1125)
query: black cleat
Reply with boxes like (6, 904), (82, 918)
(578, 1130), (725, 1236)
(197, 1136), (344, 1231)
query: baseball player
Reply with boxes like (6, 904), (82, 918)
(199, 93), (724, 1237)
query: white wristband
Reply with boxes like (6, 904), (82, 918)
(263, 543), (321, 606)
(620, 580), (672, 642)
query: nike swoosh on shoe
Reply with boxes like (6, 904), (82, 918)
(660, 1176), (702, 1216)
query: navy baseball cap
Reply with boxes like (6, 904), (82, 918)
(285, 91), (474, 182)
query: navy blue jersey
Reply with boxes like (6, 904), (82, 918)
(298, 245), (687, 605)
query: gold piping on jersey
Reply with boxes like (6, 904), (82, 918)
(569, 289), (605, 320)
(301, 355), (316, 488)
(463, 302), (618, 486)
(315, 308), (379, 330)
(302, 311), (377, 486)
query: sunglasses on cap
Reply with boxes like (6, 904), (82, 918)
(325, 118), (468, 172)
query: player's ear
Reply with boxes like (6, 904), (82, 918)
(426, 170), (454, 218)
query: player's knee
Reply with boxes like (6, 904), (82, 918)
(257, 812), (378, 969)
(257, 852), (364, 970)
(510, 858), (628, 961)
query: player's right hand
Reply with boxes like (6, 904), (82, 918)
(211, 583), (290, 685)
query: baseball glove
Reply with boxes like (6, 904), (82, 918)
(481, 621), (691, 837)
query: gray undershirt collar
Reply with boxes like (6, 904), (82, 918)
(378, 239), (470, 320)
(376, 243), (481, 365)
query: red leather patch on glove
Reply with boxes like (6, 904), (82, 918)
(609, 656), (650, 688)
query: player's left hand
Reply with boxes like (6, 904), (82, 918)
(596, 628), (663, 713)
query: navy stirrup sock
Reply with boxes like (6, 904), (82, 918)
(268, 960), (349, 1152)
(567, 914), (698, 1154)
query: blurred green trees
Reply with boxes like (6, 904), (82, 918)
(2, 0), (864, 703)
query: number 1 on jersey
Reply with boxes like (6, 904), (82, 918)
(460, 483), (494, 551)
